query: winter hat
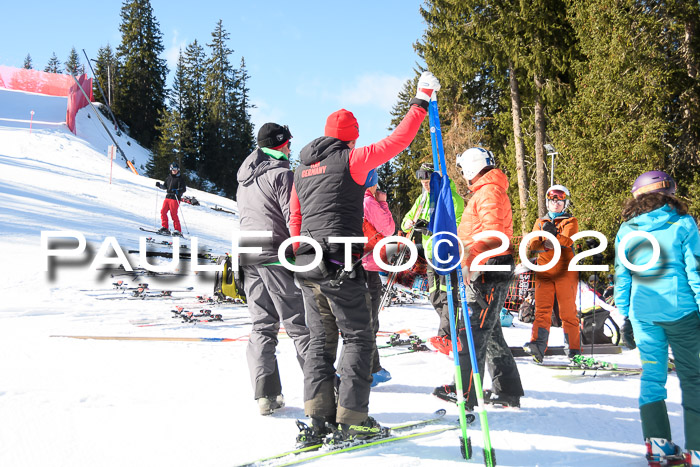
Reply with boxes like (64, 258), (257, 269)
(325, 109), (359, 141)
(258, 123), (292, 149)
(365, 169), (378, 187)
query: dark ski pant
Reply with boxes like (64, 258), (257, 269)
(457, 272), (524, 408)
(366, 270), (383, 374)
(634, 311), (700, 449)
(427, 265), (460, 337)
(242, 264), (310, 400)
(299, 273), (374, 426)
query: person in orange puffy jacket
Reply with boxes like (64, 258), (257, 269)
(432, 147), (523, 410)
(523, 185), (581, 362)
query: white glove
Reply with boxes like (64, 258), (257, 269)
(415, 71), (441, 102)
(461, 265), (479, 285)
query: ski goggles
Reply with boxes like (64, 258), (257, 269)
(546, 189), (568, 201)
(415, 169), (433, 180)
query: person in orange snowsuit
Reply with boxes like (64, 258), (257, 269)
(523, 185), (581, 362)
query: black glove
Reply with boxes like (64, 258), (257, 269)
(414, 218), (429, 232)
(156, 182), (163, 189)
(621, 317), (636, 350)
(541, 220), (557, 237)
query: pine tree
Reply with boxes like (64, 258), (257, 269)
(386, 77), (432, 225)
(149, 106), (184, 179)
(555, 0), (696, 243)
(65, 47), (84, 75)
(202, 19), (238, 195)
(93, 44), (118, 107)
(114, 0), (168, 149)
(44, 52), (61, 73)
(182, 39), (207, 172)
(158, 50), (192, 182)
(23, 54), (33, 70)
(231, 57), (256, 178)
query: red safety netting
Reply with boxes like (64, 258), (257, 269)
(0, 66), (75, 96)
(66, 74), (93, 134)
(1, 65), (93, 135)
(504, 235), (534, 312)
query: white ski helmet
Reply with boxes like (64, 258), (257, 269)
(546, 185), (571, 211)
(455, 147), (496, 181)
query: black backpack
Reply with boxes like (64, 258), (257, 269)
(580, 307), (619, 345)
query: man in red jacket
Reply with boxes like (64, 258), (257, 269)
(290, 72), (440, 447)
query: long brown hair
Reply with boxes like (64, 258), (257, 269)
(621, 193), (688, 221)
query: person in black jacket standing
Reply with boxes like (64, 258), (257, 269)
(289, 71), (440, 446)
(236, 123), (310, 416)
(155, 162), (186, 236)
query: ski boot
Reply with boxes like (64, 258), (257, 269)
(525, 327), (549, 363)
(295, 416), (332, 448)
(157, 227), (170, 235)
(172, 230), (183, 237)
(645, 438), (686, 466)
(523, 341), (545, 363)
(685, 450), (700, 467)
(432, 384), (474, 410)
(428, 336), (461, 355)
(257, 394), (284, 416)
(370, 368), (392, 388)
(324, 416), (386, 446)
(483, 389), (520, 408)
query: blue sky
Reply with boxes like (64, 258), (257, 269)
(1, 0), (427, 161)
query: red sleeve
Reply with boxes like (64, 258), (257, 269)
(289, 184), (302, 251)
(348, 105), (427, 184)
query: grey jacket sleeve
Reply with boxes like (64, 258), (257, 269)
(276, 169), (295, 230)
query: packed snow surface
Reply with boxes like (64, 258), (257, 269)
(0, 89), (684, 466)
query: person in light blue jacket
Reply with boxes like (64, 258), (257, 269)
(614, 170), (700, 467)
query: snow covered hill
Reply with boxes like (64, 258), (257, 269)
(0, 89), (684, 467)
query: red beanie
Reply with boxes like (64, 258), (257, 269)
(324, 109), (359, 141)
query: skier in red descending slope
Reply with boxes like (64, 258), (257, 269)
(155, 162), (186, 236)
(289, 71), (440, 447)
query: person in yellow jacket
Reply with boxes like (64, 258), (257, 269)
(523, 185), (581, 362)
(401, 163), (464, 354)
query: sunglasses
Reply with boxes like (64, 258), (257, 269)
(415, 169), (433, 180)
(547, 189), (567, 201)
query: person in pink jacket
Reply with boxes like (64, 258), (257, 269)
(361, 169), (395, 387)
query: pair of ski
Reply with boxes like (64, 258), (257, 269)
(94, 290), (186, 301)
(210, 205), (237, 215)
(237, 409), (474, 466)
(172, 307), (223, 323)
(139, 227), (187, 239)
(536, 358), (676, 376)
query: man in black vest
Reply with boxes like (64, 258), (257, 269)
(289, 72), (440, 446)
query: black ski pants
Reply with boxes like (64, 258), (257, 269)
(456, 262), (524, 408)
(299, 271), (374, 426)
(366, 270), (383, 374)
(427, 265), (460, 337)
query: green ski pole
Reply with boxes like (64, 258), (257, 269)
(429, 96), (495, 465)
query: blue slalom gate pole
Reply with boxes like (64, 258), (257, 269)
(428, 97), (495, 466)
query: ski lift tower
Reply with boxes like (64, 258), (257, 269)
(544, 144), (558, 186)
